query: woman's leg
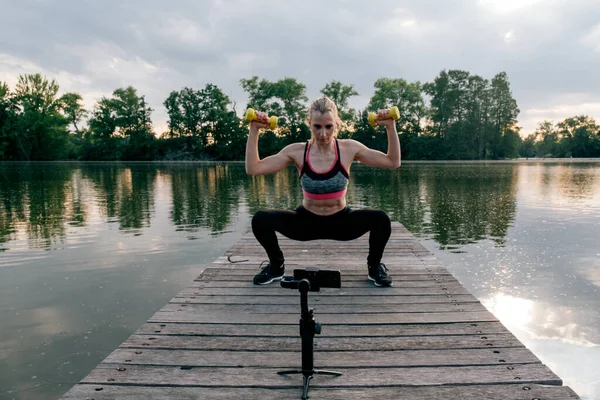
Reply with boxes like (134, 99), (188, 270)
(251, 207), (321, 284)
(321, 208), (392, 286)
(323, 208), (391, 265)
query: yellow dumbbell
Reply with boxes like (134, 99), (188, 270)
(245, 108), (278, 130)
(368, 106), (400, 127)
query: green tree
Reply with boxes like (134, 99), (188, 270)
(534, 120), (559, 157)
(87, 86), (154, 160)
(368, 77), (427, 136)
(0, 82), (17, 159)
(164, 85), (228, 145)
(12, 73), (69, 160)
(423, 71), (452, 138)
(59, 93), (86, 134)
(557, 116), (600, 157)
(465, 75), (491, 159)
(489, 72), (519, 158)
(320, 80), (359, 123)
(520, 134), (537, 158)
(240, 76), (273, 112)
(164, 84), (237, 159)
(240, 76), (309, 145)
(58, 92), (87, 159)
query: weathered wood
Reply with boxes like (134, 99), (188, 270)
(190, 280), (465, 288)
(171, 294), (481, 305)
(103, 347), (541, 367)
(134, 321), (512, 337)
(60, 222), (579, 399)
(61, 384), (581, 400)
(211, 257), (447, 270)
(156, 302), (488, 314)
(200, 268), (455, 279)
(214, 255), (444, 265)
(148, 310), (498, 324)
(79, 364), (563, 386)
(119, 333), (522, 351)
(175, 286), (472, 296)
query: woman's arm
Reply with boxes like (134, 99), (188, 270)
(245, 119), (299, 176)
(353, 116), (401, 169)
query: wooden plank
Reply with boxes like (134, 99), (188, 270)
(155, 302), (488, 314)
(211, 258), (448, 270)
(134, 322), (512, 337)
(61, 384), (581, 400)
(200, 268), (455, 279)
(103, 347), (541, 368)
(171, 294), (481, 305)
(190, 280), (465, 289)
(148, 310), (498, 324)
(175, 287), (472, 296)
(119, 333), (522, 351)
(78, 364), (563, 386)
(213, 256), (444, 266)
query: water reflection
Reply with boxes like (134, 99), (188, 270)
(483, 293), (598, 346)
(0, 165), (72, 250)
(481, 292), (600, 399)
(349, 164), (519, 249)
(2, 162), (599, 251)
(166, 164), (247, 233)
(82, 166), (156, 232)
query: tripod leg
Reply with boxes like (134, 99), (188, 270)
(301, 375), (312, 400)
(277, 369), (302, 376)
(314, 369), (343, 377)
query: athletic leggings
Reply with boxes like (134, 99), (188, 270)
(251, 206), (392, 268)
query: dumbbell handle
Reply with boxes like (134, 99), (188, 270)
(368, 106), (400, 127)
(245, 108), (278, 130)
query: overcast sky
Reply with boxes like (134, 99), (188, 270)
(1, 0), (599, 135)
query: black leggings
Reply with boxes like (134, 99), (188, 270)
(251, 206), (391, 268)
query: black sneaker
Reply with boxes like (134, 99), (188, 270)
(253, 261), (285, 285)
(368, 263), (392, 287)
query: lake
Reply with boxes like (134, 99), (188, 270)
(0, 161), (599, 399)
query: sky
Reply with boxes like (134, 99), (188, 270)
(1, 0), (599, 135)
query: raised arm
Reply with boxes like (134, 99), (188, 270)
(245, 117), (298, 176)
(353, 113), (401, 169)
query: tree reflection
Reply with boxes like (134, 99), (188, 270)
(82, 165), (155, 232)
(245, 166), (303, 214)
(424, 164), (518, 248)
(1, 162), (598, 251)
(166, 163), (247, 233)
(0, 165), (72, 249)
(350, 163), (518, 248)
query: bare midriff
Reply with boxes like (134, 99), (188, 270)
(303, 196), (346, 216)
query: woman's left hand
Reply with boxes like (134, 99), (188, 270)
(376, 109), (397, 130)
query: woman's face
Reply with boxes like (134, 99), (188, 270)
(310, 111), (337, 145)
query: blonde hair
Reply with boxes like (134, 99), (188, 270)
(307, 96), (342, 137)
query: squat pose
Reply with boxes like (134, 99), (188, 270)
(246, 97), (401, 287)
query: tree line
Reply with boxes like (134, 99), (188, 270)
(1, 72), (599, 161)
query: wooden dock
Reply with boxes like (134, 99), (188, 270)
(61, 222), (580, 399)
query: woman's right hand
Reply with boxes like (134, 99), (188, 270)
(250, 111), (270, 132)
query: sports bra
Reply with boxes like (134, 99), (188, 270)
(299, 139), (349, 200)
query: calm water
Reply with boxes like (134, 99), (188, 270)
(0, 162), (599, 399)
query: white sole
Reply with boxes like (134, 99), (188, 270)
(256, 275), (284, 285)
(368, 275), (392, 287)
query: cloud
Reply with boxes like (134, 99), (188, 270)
(581, 24), (600, 52)
(0, 0), (599, 134)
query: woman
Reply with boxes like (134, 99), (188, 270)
(246, 96), (401, 287)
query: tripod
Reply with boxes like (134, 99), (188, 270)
(278, 278), (342, 400)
